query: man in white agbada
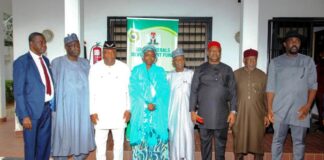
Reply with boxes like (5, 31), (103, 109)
(168, 48), (195, 160)
(89, 41), (131, 160)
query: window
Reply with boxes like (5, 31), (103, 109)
(268, 17), (324, 62)
(107, 16), (212, 69)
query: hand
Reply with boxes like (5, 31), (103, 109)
(90, 114), (99, 125)
(148, 103), (155, 111)
(227, 112), (236, 128)
(191, 111), (198, 123)
(67, 155), (73, 160)
(267, 110), (274, 123)
(298, 104), (310, 120)
(264, 116), (270, 127)
(22, 117), (32, 130)
(123, 110), (131, 123)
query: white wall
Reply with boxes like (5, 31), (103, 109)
(11, 0), (323, 72)
(258, 0), (324, 71)
(0, 0), (11, 13)
(240, 0), (259, 67)
(12, 0), (65, 61)
(84, 0), (241, 70)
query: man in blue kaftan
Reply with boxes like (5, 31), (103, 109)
(51, 33), (95, 160)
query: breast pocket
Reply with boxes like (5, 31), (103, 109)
(252, 82), (262, 93)
(298, 67), (306, 80)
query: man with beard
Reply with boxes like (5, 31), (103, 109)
(266, 30), (317, 160)
(51, 33), (95, 160)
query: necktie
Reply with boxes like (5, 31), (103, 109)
(39, 57), (52, 95)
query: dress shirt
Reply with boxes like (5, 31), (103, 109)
(29, 51), (54, 102)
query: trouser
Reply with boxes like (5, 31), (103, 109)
(272, 121), (307, 160)
(21, 103), (51, 160)
(95, 128), (124, 160)
(199, 128), (228, 160)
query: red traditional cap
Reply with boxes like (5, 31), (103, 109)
(208, 41), (221, 49)
(243, 49), (258, 58)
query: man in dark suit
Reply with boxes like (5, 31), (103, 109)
(13, 32), (54, 160)
(190, 41), (237, 160)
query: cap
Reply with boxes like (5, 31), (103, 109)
(142, 45), (157, 54)
(103, 41), (116, 49)
(284, 30), (303, 42)
(208, 41), (221, 49)
(64, 33), (79, 44)
(243, 48), (258, 58)
(172, 48), (184, 58)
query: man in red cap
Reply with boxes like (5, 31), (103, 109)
(232, 49), (269, 160)
(190, 41), (237, 160)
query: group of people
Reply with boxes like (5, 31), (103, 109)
(14, 32), (96, 160)
(13, 30), (319, 160)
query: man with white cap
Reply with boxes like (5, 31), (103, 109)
(168, 48), (195, 160)
(51, 33), (95, 160)
(89, 41), (131, 160)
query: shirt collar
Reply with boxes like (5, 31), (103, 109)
(29, 50), (42, 59)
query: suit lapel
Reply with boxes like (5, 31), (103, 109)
(27, 52), (43, 84)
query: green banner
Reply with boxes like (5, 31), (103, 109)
(127, 17), (179, 71)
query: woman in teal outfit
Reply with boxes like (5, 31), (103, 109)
(127, 45), (170, 159)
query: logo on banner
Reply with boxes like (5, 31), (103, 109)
(148, 32), (159, 45)
(129, 29), (139, 43)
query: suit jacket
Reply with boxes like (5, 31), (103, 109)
(13, 52), (52, 120)
(189, 62), (237, 129)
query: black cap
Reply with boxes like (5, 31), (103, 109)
(103, 41), (116, 49)
(284, 30), (303, 42)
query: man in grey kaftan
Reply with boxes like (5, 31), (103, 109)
(51, 34), (95, 160)
(267, 31), (317, 160)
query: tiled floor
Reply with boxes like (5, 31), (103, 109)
(1, 115), (323, 159)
